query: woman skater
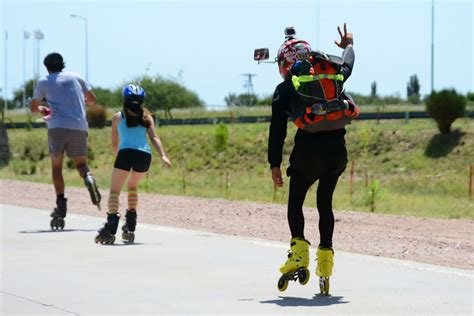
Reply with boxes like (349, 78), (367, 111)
(95, 83), (171, 244)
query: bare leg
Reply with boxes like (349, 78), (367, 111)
(72, 155), (89, 178)
(51, 154), (65, 195)
(108, 168), (130, 213)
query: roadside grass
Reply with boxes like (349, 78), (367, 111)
(1, 118), (473, 219)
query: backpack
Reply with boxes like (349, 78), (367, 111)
(289, 51), (359, 132)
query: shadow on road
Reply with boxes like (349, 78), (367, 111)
(18, 229), (95, 234)
(260, 294), (349, 307)
(95, 242), (164, 247)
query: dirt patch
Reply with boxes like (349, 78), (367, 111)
(1, 179), (472, 270)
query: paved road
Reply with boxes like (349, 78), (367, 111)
(1, 204), (472, 315)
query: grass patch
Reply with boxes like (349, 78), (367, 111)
(1, 118), (473, 219)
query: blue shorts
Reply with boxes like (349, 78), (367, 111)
(114, 149), (151, 173)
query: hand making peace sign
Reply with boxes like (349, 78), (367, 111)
(335, 23), (353, 49)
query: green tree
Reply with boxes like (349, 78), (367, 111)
(256, 94), (273, 106)
(371, 81), (377, 99)
(136, 75), (204, 118)
(12, 79), (35, 108)
(94, 87), (121, 108)
(407, 74), (421, 104)
(224, 93), (258, 106)
(466, 92), (474, 102)
(425, 89), (466, 134)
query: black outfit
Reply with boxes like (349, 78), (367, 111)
(268, 47), (355, 248)
(114, 149), (151, 172)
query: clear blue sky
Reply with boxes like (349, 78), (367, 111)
(1, 0), (472, 107)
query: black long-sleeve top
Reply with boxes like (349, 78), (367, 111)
(267, 46), (355, 168)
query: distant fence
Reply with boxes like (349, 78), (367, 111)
(4, 111), (474, 129)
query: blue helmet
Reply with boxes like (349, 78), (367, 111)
(122, 83), (146, 104)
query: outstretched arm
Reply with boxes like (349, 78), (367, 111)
(335, 23), (355, 81)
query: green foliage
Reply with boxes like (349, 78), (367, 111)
(365, 179), (388, 212)
(407, 74), (420, 99)
(370, 81), (377, 98)
(224, 93), (258, 106)
(256, 94), (273, 106)
(12, 79), (35, 108)
(407, 94), (421, 104)
(2, 119), (473, 219)
(86, 104), (107, 129)
(94, 87), (121, 108)
(214, 123), (229, 153)
(137, 75), (204, 118)
(425, 89), (466, 134)
(466, 92), (474, 102)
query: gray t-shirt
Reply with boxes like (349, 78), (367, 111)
(33, 71), (91, 131)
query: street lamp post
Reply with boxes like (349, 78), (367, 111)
(70, 14), (89, 81)
(431, 0), (435, 93)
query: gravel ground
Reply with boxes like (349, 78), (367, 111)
(1, 179), (472, 270)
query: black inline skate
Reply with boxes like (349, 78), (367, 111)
(50, 197), (67, 230)
(122, 209), (137, 243)
(84, 172), (102, 211)
(95, 213), (120, 244)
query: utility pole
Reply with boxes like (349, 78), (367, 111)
(23, 31), (30, 108)
(4, 30), (8, 117)
(242, 73), (256, 95)
(430, 0), (435, 93)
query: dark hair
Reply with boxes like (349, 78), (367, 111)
(44, 52), (65, 73)
(123, 101), (151, 128)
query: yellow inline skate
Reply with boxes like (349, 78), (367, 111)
(277, 238), (310, 292)
(316, 246), (334, 295)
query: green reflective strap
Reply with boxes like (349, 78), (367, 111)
(292, 74), (344, 90)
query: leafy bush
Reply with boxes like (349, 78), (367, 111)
(94, 87), (121, 108)
(86, 104), (107, 129)
(214, 123), (229, 153)
(407, 94), (421, 104)
(137, 75), (204, 118)
(425, 89), (466, 134)
(467, 92), (474, 102)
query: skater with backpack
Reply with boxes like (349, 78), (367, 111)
(95, 84), (171, 244)
(31, 52), (102, 230)
(266, 24), (359, 294)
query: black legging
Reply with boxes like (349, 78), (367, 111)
(286, 140), (347, 248)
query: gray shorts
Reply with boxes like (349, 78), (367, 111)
(48, 128), (88, 157)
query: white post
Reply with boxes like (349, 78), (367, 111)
(23, 31), (30, 108)
(431, 0), (435, 92)
(4, 30), (8, 116)
(70, 14), (89, 81)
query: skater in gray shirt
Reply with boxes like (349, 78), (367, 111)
(31, 52), (102, 230)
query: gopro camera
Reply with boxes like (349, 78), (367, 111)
(284, 27), (296, 39)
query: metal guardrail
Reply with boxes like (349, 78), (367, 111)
(4, 111), (474, 129)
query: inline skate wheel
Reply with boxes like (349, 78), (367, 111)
(319, 276), (330, 295)
(50, 218), (62, 231)
(298, 267), (310, 285)
(122, 231), (135, 243)
(58, 218), (65, 230)
(277, 275), (289, 292)
(106, 236), (116, 245)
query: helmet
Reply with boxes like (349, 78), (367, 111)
(277, 39), (311, 80)
(122, 83), (146, 104)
